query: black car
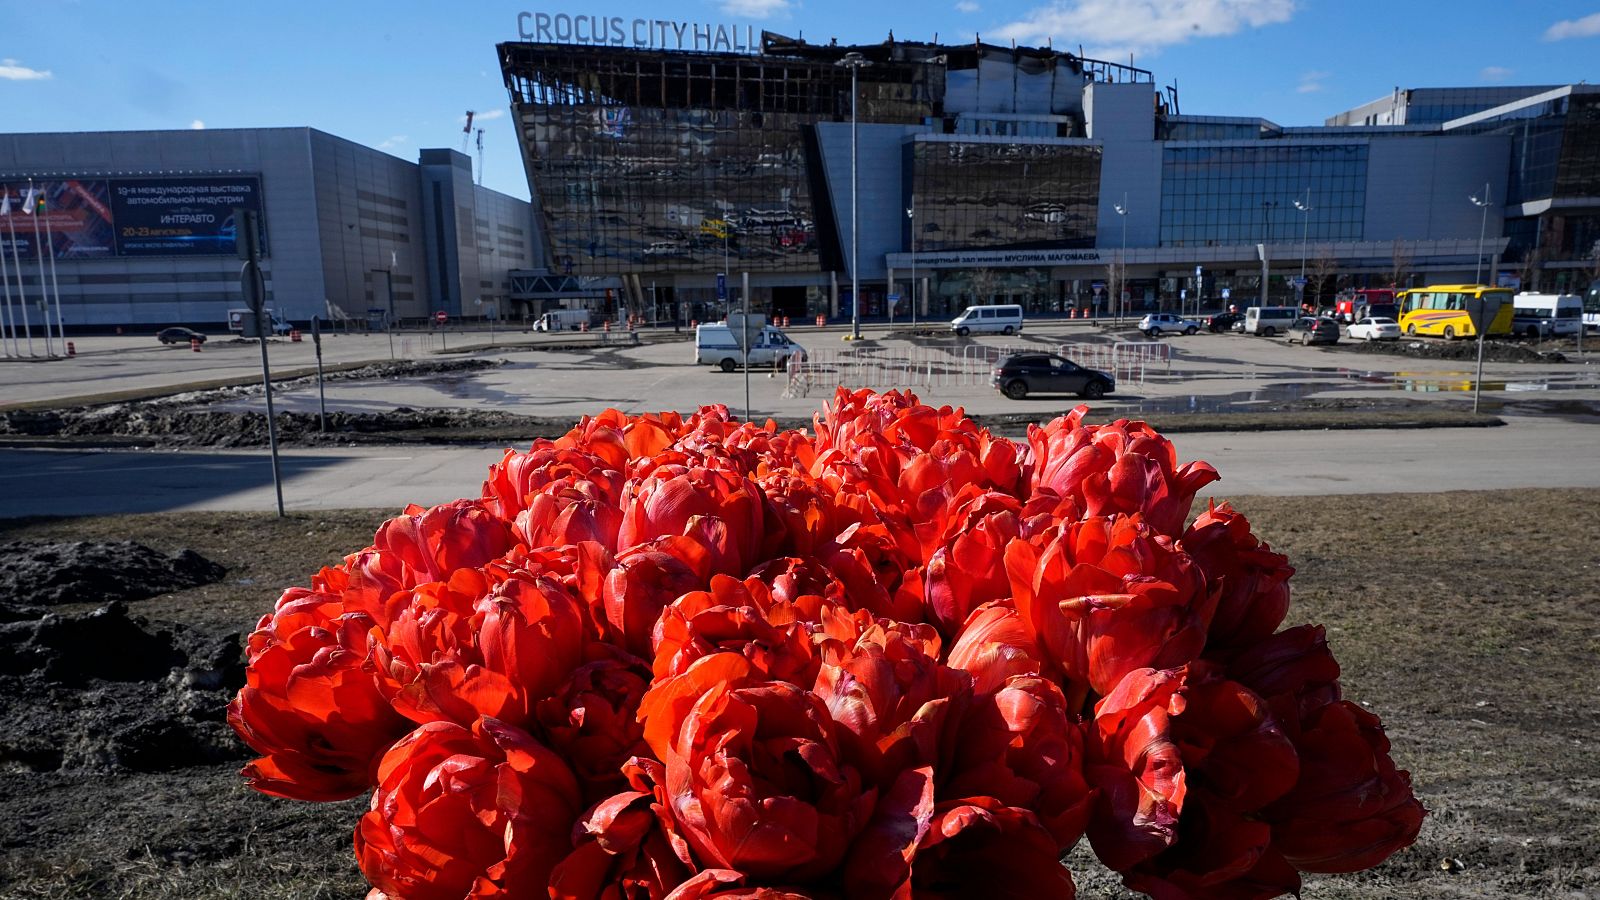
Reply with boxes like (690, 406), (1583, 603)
(157, 327), (206, 345)
(1208, 312), (1245, 332)
(993, 353), (1115, 400)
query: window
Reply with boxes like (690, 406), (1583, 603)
(1158, 144), (1368, 247)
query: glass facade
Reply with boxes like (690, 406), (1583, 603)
(1158, 117), (1268, 141)
(1554, 93), (1600, 198)
(524, 105), (822, 275)
(909, 139), (1102, 252)
(1159, 144), (1368, 247)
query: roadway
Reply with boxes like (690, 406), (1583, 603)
(4, 415), (1597, 518)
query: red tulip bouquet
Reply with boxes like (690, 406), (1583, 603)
(230, 388), (1423, 900)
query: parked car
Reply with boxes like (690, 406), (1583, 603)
(1137, 313), (1202, 337)
(1347, 316), (1401, 341)
(992, 352), (1115, 400)
(1286, 317), (1341, 345)
(1208, 312), (1245, 332)
(157, 327), (206, 345)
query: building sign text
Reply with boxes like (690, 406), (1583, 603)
(517, 12), (759, 53)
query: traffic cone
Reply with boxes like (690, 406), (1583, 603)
(66, 341), (76, 357)
(190, 338), (202, 352)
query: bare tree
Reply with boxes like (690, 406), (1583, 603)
(1386, 239), (1413, 290)
(969, 268), (1002, 306)
(1105, 258), (1127, 321)
(1518, 244), (1545, 294)
(1308, 244), (1338, 308)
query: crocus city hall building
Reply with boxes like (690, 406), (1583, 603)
(499, 18), (1600, 320)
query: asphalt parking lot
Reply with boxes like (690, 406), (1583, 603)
(6, 320), (1594, 423)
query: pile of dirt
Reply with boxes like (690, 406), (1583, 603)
(0, 541), (225, 615)
(1329, 338), (1567, 363)
(0, 401), (1499, 450)
(0, 600), (245, 774)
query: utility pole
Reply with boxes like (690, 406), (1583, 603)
(1470, 183), (1492, 285)
(836, 52), (870, 340)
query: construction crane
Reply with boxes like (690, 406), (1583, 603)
(462, 110), (475, 153)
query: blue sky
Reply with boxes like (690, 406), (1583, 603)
(5, 1), (1600, 200)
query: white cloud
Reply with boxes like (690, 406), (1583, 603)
(956, 0), (981, 11)
(0, 58), (52, 81)
(720, 0), (791, 18)
(1545, 12), (1600, 40)
(1297, 70), (1328, 94)
(1480, 65), (1513, 82)
(379, 134), (408, 150)
(189, 119), (206, 130)
(992, 0), (1294, 55)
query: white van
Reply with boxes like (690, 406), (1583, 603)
(227, 307), (292, 336)
(535, 308), (591, 332)
(696, 322), (803, 372)
(1243, 306), (1299, 336)
(950, 304), (1024, 336)
(1511, 293), (1582, 338)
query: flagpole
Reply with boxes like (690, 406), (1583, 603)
(6, 198), (32, 357)
(28, 181), (53, 356)
(41, 188), (64, 353)
(0, 193), (14, 359)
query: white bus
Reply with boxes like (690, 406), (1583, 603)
(1511, 293), (1582, 338)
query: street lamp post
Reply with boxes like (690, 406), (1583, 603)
(1260, 201), (1276, 304)
(1470, 183), (1492, 285)
(1113, 193), (1128, 323)
(906, 202), (916, 330)
(1293, 190), (1313, 309)
(836, 51), (870, 340)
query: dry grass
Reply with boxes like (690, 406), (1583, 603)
(2, 490), (1597, 898)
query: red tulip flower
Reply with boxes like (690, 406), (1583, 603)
(356, 717), (582, 900)
(1263, 700), (1426, 873)
(910, 798), (1077, 899)
(1007, 516), (1214, 702)
(1183, 502), (1294, 657)
(641, 658), (874, 882)
(228, 589), (409, 801)
(1027, 411), (1219, 537)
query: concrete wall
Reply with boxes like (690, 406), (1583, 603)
(1084, 82), (1154, 143)
(1364, 134), (1511, 241)
(1096, 141), (1163, 251)
(816, 122), (923, 281)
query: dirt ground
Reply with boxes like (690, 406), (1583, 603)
(1, 489), (1596, 899)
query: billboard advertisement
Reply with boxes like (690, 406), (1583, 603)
(110, 176), (262, 256)
(0, 175), (262, 259)
(0, 179), (116, 260)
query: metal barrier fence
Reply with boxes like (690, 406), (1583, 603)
(782, 341), (1171, 398)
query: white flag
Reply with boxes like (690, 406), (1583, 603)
(21, 186), (36, 215)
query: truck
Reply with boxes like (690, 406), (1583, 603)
(534, 308), (591, 332)
(695, 316), (803, 372)
(228, 307), (292, 336)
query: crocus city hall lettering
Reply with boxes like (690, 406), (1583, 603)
(517, 11), (759, 52)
